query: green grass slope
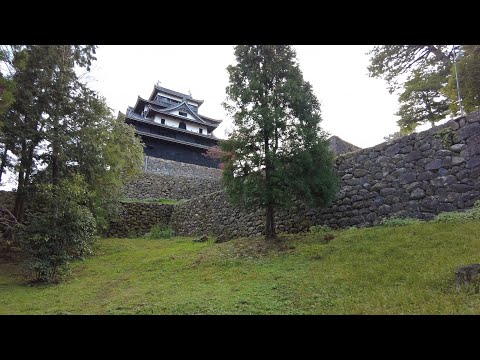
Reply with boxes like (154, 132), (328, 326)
(1, 220), (480, 314)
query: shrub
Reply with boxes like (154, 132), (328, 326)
(432, 203), (480, 223)
(18, 179), (97, 283)
(145, 225), (175, 239)
(309, 224), (332, 233)
(381, 217), (423, 227)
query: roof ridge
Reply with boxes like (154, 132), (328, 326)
(152, 85), (204, 104)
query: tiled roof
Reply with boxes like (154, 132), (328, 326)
(149, 85), (204, 105)
(126, 108), (220, 140)
(198, 114), (222, 124)
(135, 130), (213, 150)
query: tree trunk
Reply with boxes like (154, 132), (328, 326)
(428, 45), (452, 68)
(5, 143), (26, 240)
(13, 169), (27, 224)
(265, 204), (276, 240)
(13, 142), (27, 222)
(14, 190), (26, 224)
(12, 141), (35, 224)
(52, 126), (60, 186)
(0, 144), (8, 184)
(264, 130), (276, 241)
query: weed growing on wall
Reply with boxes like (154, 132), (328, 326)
(145, 225), (175, 239)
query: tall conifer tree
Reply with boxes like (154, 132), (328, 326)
(222, 45), (338, 240)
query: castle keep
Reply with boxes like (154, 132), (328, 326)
(125, 85), (222, 168)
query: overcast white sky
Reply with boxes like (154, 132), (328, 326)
(1, 45), (452, 191)
(85, 45), (405, 149)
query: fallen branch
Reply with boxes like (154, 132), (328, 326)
(0, 207), (19, 230)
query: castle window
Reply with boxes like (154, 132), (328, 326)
(199, 128), (203, 134)
(179, 122), (186, 130)
(179, 111), (187, 117)
(161, 118), (165, 124)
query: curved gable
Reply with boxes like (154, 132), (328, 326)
(161, 101), (206, 124)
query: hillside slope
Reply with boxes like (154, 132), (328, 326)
(1, 220), (480, 314)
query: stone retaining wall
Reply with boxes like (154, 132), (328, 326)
(6, 110), (480, 240)
(124, 157), (222, 200)
(144, 156), (222, 180)
(107, 201), (174, 238)
(124, 172), (222, 200)
(171, 190), (312, 239)
(171, 111), (480, 239)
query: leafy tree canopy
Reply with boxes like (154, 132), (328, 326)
(443, 45), (480, 114)
(367, 45), (470, 133)
(1, 45), (144, 232)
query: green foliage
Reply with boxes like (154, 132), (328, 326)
(0, 45), (144, 233)
(367, 45), (468, 132)
(66, 110), (144, 233)
(432, 202), (480, 223)
(0, 75), (15, 116)
(17, 176), (97, 282)
(309, 224), (333, 233)
(0, 46), (23, 116)
(222, 45), (338, 239)
(380, 203), (480, 227)
(368, 45), (452, 93)
(144, 225), (175, 239)
(443, 45), (480, 114)
(396, 71), (450, 132)
(434, 127), (454, 147)
(0, 45), (101, 224)
(380, 217), (423, 227)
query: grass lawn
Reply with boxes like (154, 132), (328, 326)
(1, 220), (480, 314)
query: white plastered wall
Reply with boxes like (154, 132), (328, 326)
(153, 114), (206, 134)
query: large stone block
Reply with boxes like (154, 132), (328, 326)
(425, 159), (442, 171)
(378, 204), (392, 215)
(466, 155), (480, 169)
(450, 184), (474, 193)
(384, 142), (403, 157)
(404, 150), (423, 162)
(464, 139), (480, 157)
(410, 188), (426, 200)
(353, 169), (369, 177)
(418, 142), (431, 151)
(450, 143), (465, 152)
(456, 122), (480, 142)
(399, 172), (416, 184)
(417, 171), (434, 181)
(380, 187), (397, 196)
